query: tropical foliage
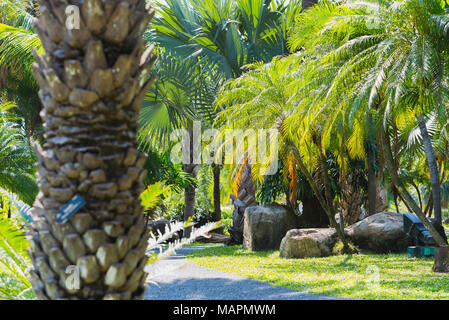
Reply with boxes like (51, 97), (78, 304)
(2, 0), (449, 300)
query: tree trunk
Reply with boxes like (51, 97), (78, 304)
(418, 116), (442, 225)
(212, 164), (221, 222)
(383, 127), (447, 246)
(433, 246), (449, 273)
(425, 194), (433, 217)
(27, 0), (156, 299)
(366, 113), (377, 216)
(318, 151), (334, 214)
(367, 148), (377, 216)
(292, 146), (349, 249)
(229, 161), (257, 244)
(183, 164), (197, 238)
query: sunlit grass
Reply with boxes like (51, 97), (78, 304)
(187, 245), (449, 300)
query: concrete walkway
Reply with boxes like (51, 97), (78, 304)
(144, 245), (343, 300)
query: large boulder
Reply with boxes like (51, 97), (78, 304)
(279, 228), (338, 258)
(243, 204), (299, 251)
(345, 211), (411, 253)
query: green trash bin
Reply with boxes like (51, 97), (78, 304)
(407, 246), (435, 257)
(422, 246), (435, 256)
(407, 246), (420, 257)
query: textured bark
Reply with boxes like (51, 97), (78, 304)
(339, 175), (363, 225)
(383, 127), (447, 247)
(433, 246), (449, 273)
(212, 164), (221, 222)
(27, 0), (156, 299)
(229, 163), (258, 244)
(291, 146), (349, 249)
(418, 116), (442, 225)
(367, 150), (377, 216)
(182, 163), (198, 238)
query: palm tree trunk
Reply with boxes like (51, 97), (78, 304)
(418, 116), (442, 225)
(229, 160), (257, 244)
(292, 146), (349, 249)
(393, 189), (400, 213)
(366, 113), (377, 215)
(367, 153), (377, 216)
(425, 194), (433, 217)
(183, 167), (197, 238)
(382, 127), (447, 246)
(318, 150), (334, 215)
(411, 182), (423, 211)
(212, 164), (221, 222)
(28, 0), (156, 299)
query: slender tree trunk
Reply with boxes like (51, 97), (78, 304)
(182, 125), (199, 237)
(396, 189), (413, 212)
(292, 146), (349, 249)
(319, 151), (334, 214)
(393, 189), (400, 213)
(212, 164), (221, 222)
(418, 116), (442, 225)
(382, 127), (447, 246)
(366, 114), (377, 216)
(411, 182), (423, 211)
(425, 194), (433, 217)
(367, 154), (377, 216)
(183, 171), (196, 237)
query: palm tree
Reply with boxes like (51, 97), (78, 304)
(287, 0), (448, 245)
(0, 0), (44, 142)
(28, 0), (156, 299)
(215, 55), (351, 248)
(147, 0), (301, 241)
(138, 52), (222, 236)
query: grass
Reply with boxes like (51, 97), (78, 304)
(187, 245), (449, 300)
(182, 242), (223, 246)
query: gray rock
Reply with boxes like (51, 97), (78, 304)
(345, 211), (411, 253)
(279, 228), (338, 258)
(243, 204), (299, 251)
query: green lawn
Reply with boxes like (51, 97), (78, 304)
(187, 245), (449, 300)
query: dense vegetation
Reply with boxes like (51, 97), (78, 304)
(0, 0), (449, 299)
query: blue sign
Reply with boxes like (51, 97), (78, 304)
(56, 195), (86, 224)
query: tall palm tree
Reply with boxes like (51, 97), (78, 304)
(148, 0), (301, 240)
(138, 52), (222, 236)
(27, 0), (156, 299)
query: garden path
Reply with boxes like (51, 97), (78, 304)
(143, 245), (344, 300)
